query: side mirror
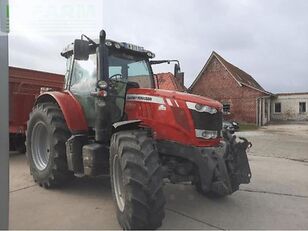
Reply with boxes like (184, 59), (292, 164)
(74, 39), (90, 60)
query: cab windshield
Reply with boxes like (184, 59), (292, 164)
(108, 52), (154, 88)
(68, 52), (154, 91)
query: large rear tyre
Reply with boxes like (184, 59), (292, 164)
(26, 102), (74, 188)
(110, 129), (165, 230)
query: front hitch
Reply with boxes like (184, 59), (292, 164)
(223, 132), (252, 192)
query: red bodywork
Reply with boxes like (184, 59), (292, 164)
(37, 87), (222, 147)
(9, 67), (64, 134)
(35, 91), (88, 133)
(125, 88), (223, 147)
(33, 87), (222, 147)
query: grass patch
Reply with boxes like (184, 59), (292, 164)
(239, 123), (258, 131)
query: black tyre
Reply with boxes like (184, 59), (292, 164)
(9, 134), (26, 153)
(26, 102), (74, 188)
(195, 165), (231, 198)
(195, 182), (227, 198)
(110, 129), (165, 230)
(16, 136), (26, 153)
(16, 143), (26, 154)
(9, 134), (16, 151)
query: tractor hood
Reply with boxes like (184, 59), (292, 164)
(127, 88), (222, 111)
(125, 88), (223, 147)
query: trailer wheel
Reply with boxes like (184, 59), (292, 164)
(26, 102), (74, 188)
(9, 134), (26, 153)
(15, 135), (26, 154)
(110, 129), (165, 230)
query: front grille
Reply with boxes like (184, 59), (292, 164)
(190, 110), (223, 131)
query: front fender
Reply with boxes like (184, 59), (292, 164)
(112, 120), (141, 133)
(35, 91), (88, 133)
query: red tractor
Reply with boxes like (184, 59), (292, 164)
(26, 30), (252, 229)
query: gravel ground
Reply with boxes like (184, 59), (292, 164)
(238, 123), (308, 161)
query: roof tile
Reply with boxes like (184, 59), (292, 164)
(155, 72), (186, 92)
(212, 51), (267, 92)
(190, 51), (270, 94)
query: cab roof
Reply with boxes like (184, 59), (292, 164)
(60, 39), (155, 59)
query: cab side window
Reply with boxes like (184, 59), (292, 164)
(70, 54), (97, 92)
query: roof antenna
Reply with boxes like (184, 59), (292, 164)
(100, 30), (106, 44)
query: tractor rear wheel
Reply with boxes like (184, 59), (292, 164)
(26, 102), (74, 188)
(110, 129), (165, 230)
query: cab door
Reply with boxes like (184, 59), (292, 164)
(69, 54), (97, 128)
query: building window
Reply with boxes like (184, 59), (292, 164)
(223, 103), (231, 114)
(299, 102), (306, 113)
(274, 103), (281, 113)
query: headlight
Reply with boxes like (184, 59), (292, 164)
(147, 52), (155, 58)
(195, 103), (203, 111)
(186, 102), (217, 114)
(195, 129), (218, 139)
(114, 43), (121, 49)
(105, 41), (112, 47)
(97, 80), (108, 89)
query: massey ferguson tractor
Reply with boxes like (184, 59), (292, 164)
(26, 29), (252, 229)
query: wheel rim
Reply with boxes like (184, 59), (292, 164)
(113, 154), (125, 212)
(31, 121), (51, 171)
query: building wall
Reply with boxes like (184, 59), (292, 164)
(190, 57), (267, 124)
(271, 94), (308, 121)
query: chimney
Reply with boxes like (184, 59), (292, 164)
(175, 72), (184, 86)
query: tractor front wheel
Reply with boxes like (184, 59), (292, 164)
(26, 102), (74, 188)
(110, 129), (165, 230)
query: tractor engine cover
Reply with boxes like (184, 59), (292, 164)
(125, 88), (223, 147)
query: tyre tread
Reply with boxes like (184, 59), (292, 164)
(26, 102), (73, 188)
(110, 129), (165, 229)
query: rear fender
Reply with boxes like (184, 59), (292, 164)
(35, 91), (88, 133)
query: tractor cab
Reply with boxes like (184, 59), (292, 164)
(61, 32), (156, 136)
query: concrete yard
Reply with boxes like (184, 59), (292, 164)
(9, 124), (308, 229)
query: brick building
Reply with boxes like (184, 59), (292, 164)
(189, 51), (271, 125)
(155, 72), (186, 92)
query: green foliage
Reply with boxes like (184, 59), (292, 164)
(239, 123), (258, 131)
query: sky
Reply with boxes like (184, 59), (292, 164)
(8, 0), (308, 93)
